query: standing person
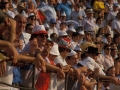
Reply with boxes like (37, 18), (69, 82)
(81, 8), (96, 37)
(39, 0), (57, 21)
(70, 3), (86, 24)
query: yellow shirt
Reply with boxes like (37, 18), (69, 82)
(93, 1), (105, 10)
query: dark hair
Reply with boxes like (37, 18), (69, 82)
(103, 44), (111, 49)
(50, 33), (57, 39)
(106, 66), (115, 75)
(72, 32), (79, 37)
(0, 10), (9, 24)
(29, 34), (38, 41)
(96, 33), (102, 38)
(66, 56), (71, 60)
(113, 34), (120, 43)
(58, 46), (67, 53)
(94, 42), (101, 46)
(97, 27), (104, 34)
(25, 23), (33, 31)
(75, 3), (80, 8)
(96, 16), (103, 23)
(104, 33), (111, 38)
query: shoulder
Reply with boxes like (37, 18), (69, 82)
(22, 32), (31, 38)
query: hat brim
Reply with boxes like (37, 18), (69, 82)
(32, 31), (48, 34)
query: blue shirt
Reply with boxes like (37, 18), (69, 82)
(57, 3), (72, 20)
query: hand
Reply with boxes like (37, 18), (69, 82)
(35, 54), (46, 72)
(57, 68), (65, 79)
(5, 43), (18, 63)
(0, 61), (6, 76)
(14, 39), (23, 50)
(30, 38), (38, 54)
(79, 66), (88, 73)
(111, 77), (120, 85)
(78, 16), (83, 20)
(90, 79), (97, 85)
(62, 65), (70, 72)
(56, 63), (63, 70)
(73, 68), (81, 79)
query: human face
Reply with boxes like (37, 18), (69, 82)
(16, 16), (26, 32)
(44, 41), (53, 51)
(26, 25), (34, 34)
(115, 36), (120, 44)
(107, 67), (115, 76)
(70, 54), (78, 66)
(48, 0), (54, 5)
(95, 44), (101, 52)
(28, 16), (36, 25)
(85, 33), (91, 40)
(2, 0), (9, 8)
(36, 34), (48, 47)
(107, 35), (112, 43)
(104, 47), (111, 55)
(87, 13), (93, 18)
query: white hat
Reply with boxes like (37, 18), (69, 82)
(50, 43), (60, 55)
(68, 50), (77, 56)
(79, 60), (94, 71)
(78, 31), (85, 35)
(28, 13), (35, 17)
(59, 31), (68, 36)
(44, 23), (49, 28)
(32, 25), (47, 34)
(60, 11), (66, 16)
(74, 44), (82, 51)
(68, 26), (76, 32)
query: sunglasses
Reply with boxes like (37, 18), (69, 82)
(39, 34), (48, 38)
(2, 2), (9, 4)
(30, 17), (36, 20)
(106, 48), (111, 50)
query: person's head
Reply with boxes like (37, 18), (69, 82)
(110, 43), (117, 49)
(17, 2), (25, 13)
(105, 33), (112, 44)
(67, 26), (76, 37)
(50, 18), (56, 28)
(48, 0), (54, 5)
(113, 3), (119, 11)
(74, 3), (80, 12)
(44, 39), (54, 51)
(111, 48), (118, 58)
(72, 32), (79, 42)
(50, 33), (58, 42)
(27, 13), (36, 25)
(94, 42), (101, 52)
(96, 33), (102, 42)
(107, 0), (113, 4)
(74, 45), (82, 59)
(14, 14), (26, 33)
(58, 46), (71, 58)
(0, 0), (9, 9)
(116, 11), (120, 20)
(60, 22), (67, 30)
(85, 8), (94, 18)
(113, 34), (120, 44)
(96, 16), (103, 25)
(62, 0), (67, 4)
(87, 46), (99, 60)
(66, 50), (78, 66)
(104, 44), (111, 55)
(25, 23), (34, 34)
(28, 2), (35, 9)
(85, 32), (92, 41)
(60, 12), (66, 21)
(0, 10), (12, 34)
(97, 27), (105, 35)
(30, 25), (48, 47)
(106, 66), (115, 76)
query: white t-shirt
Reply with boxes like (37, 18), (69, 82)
(0, 65), (13, 90)
(107, 10), (118, 21)
(54, 55), (67, 90)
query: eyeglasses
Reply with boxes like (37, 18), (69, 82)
(66, 49), (71, 53)
(106, 48), (111, 50)
(39, 34), (48, 38)
(30, 17), (36, 20)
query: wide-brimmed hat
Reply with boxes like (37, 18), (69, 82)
(50, 43), (60, 56)
(32, 25), (47, 34)
(85, 8), (94, 13)
(87, 46), (101, 54)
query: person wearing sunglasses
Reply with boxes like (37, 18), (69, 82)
(27, 13), (37, 25)
(103, 44), (114, 71)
